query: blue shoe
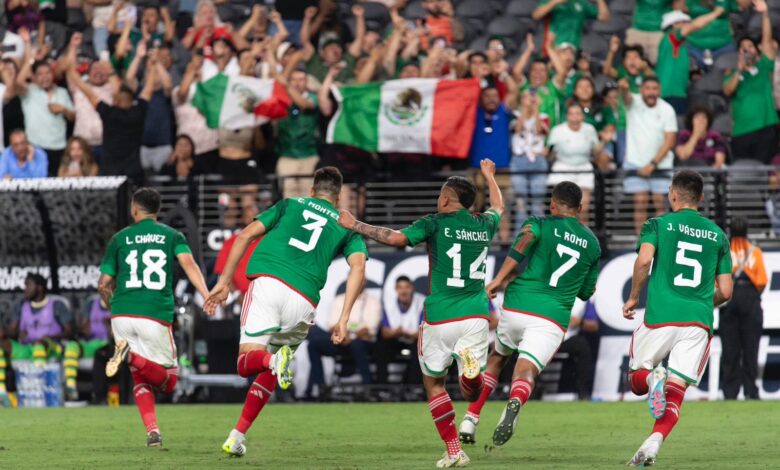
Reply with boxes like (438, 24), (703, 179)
(647, 366), (667, 420)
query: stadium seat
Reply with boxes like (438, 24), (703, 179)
(714, 51), (739, 72)
(507, 0), (537, 17)
(486, 17), (532, 41)
(456, 0), (491, 20)
(609, 0), (636, 16)
(769, 0), (780, 11)
(711, 113), (732, 136)
(469, 35), (519, 55)
(592, 73), (613, 93)
(579, 33), (609, 60)
(361, 2), (391, 27)
(690, 70), (725, 94)
(589, 15), (630, 35)
(402, 1), (426, 21)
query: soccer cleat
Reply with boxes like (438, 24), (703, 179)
(65, 383), (79, 402)
(436, 450), (470, 468)
(459, 348), (480, 380)
(492, 398), (521, 447)
(106, 340), (130, 378)
(270, 345), (294, 390)
(648, 365), (668, 420)
(146, 431), (162, 448)
(458, 415), (479, 445)
(222, 435), (246, 457)
(627, 433), (662, 467)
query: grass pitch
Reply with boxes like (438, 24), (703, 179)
(0, 400), (776, 469)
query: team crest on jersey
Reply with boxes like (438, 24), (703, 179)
(383, 88), (428, 126)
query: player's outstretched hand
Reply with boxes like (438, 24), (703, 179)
(480, 159), (496, 178)
(204, 282), (229, 315)
(622, 297), (638, 320)
(331, 321), (348, 345)
(485, 279), (500, 300)
(338, 209), (357, 230)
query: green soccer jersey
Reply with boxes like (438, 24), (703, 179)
(100, 219), (192, 324)
(540, 0), (597, 49)
(656, 28), (690, 99)
(724, 54), (779, 137)
(503, 216), (601, 330)
(246, 197), (368, 306)
(638, 209), (732, 333)
(686, 0), (737, 50)
(401, 209), (501, 324)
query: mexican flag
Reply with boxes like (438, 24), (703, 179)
(326, 78), (481, 158)
(192, 74), (291, 129)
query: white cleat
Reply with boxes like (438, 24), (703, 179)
(269, 345), (294, 390)
(648, 366), (668, 420)
(436, 450), (470, 468)
(106, 340), (129, 378)
(222, 435), (246, 457)
(459, 415), (479, 445)
(627, 433), (662, 467)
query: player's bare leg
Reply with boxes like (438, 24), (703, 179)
(628, 377), (689, 467)
(222, 343), (294, 457)
(423, 375), (470, 468)
(460, 352), (510, 444)
(492, 358), (539, 447)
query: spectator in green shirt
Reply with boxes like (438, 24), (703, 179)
(532, 0), (610, 50)
(655, 7), (725, 115)
(686, 0), (751, 70)
(570, 75), (616, 169)
(722, 0), (779, 163)
(625, 0), (673, 65)
(512, 34), (567, 128)
(276, 68), (321, 198)
(299, 5), (362, 85)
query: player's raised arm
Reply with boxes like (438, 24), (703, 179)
(204, 221), (267, 313)
(177, 252), (210, 310)
(338, 210), (409, 247)
(623, 242), (656, 319)
(331, 252), (367, 345)
(480, 158), (504, 217)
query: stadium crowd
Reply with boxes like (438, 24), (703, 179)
(0, 0), (776, 405)
(1, 0), (780, 232)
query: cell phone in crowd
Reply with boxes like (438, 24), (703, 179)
(0, 44), (17, 53)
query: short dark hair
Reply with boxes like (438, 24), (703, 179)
(730, 216), (749, 238)
(32, 60), (51, 74)
(468, 51), (488, 63)
(641, 75), (661, 86)
(684, 104), (713, 131)
(671, 170), (704, 203)
(444, 176), (477, 209)
(313, 166), (343, 197)
(396, 275), (412, 285)
(133, 187), (162, 214)
(118, 85), (135, 98)
(26, 273), (47, 293)
(551, 181), (583, 209)
(738, 35), (758, 50)
(623, 44), (645, 60)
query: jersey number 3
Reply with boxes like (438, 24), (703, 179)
(289, 210), (328, 252)
(125, 249), (167, 290)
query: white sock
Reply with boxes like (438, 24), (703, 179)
(230, 429), (245, 441)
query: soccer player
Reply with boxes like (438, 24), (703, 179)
(204, 167), (368, 457)
(338, 159), (503, 468)
(623, 170), (732, 467)
(458, 181), (601, 447)
(98, 188), (210, 447)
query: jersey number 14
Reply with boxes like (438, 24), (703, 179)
(445, 243), (488, 288)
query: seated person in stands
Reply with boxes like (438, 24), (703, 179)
(9, 273), (75, 397)
(306, 289), (381, 399)
(375, 276), (423, 386)
(62, 294), (112, 401)
(675, 105), (727, 168)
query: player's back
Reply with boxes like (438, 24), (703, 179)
(505, 216), (601, 329)
(247, 197), (366, 306)
(101, 219), (190, 323)
(402, 208), (500, 323)
(641, 209), (730, 331)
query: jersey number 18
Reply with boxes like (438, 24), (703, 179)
(125, 249), (167, 290)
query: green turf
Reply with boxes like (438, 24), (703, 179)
(0, 401), (776, 469)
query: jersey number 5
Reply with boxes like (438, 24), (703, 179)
(289, 210), (328, 252)
(445, 243), (488, 288)
(125, 249), (167, 290)
(549, 244), (580, 287)
(673, 241), (702, 287)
